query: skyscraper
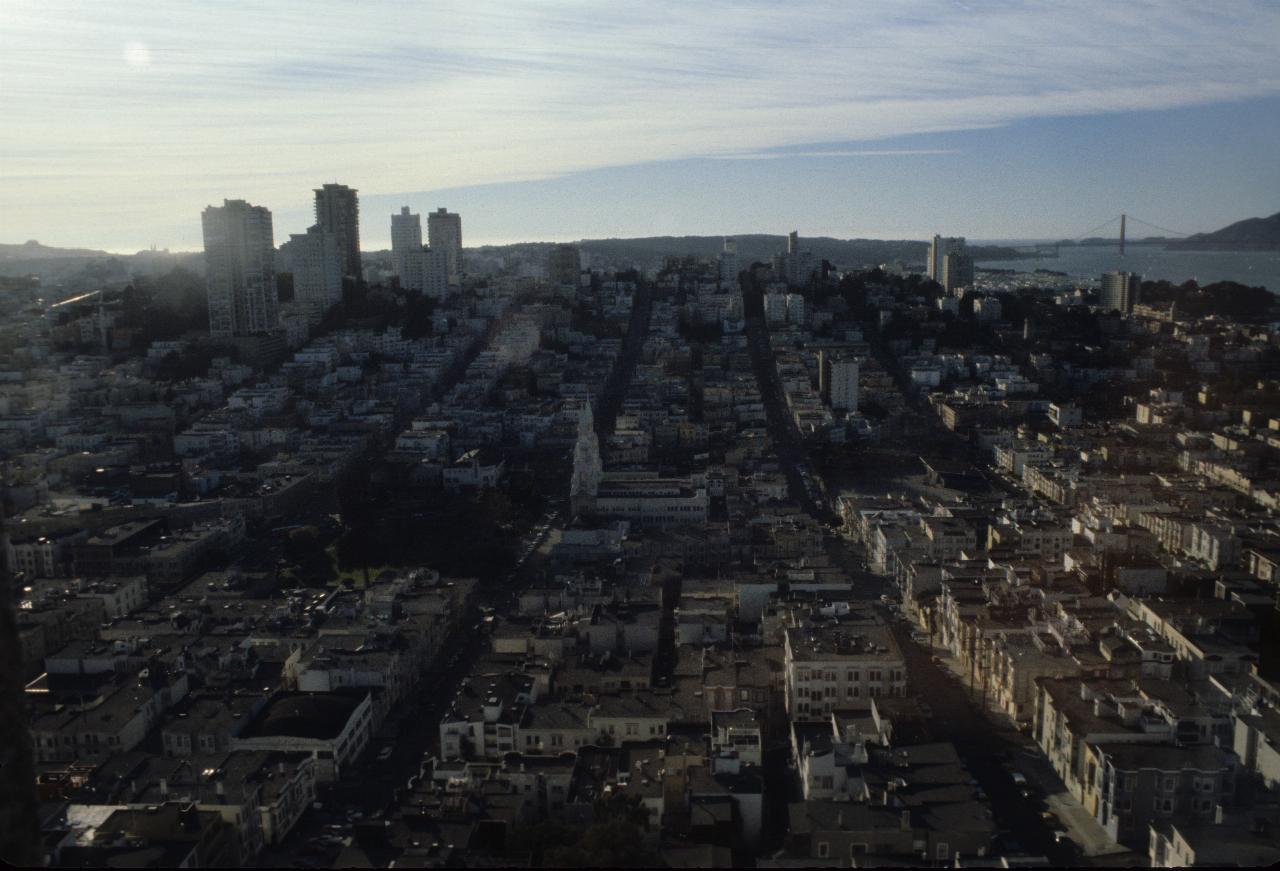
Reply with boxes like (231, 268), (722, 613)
(422, 248), (450, 300)
(428, 207), (463, 286)
(202, 199), (278, 337)
(1100, 271), (1142, 313)
(289, 225), (343, 325)
(314, 184), (360, 279)
(928, 235), (967, 283)
(942, 251), (975, 294)
(570, 401), (601, 516)
(548, 244), (582, 286)
(718, 238), (739, 289)
(829, 357), (860, 412)
(391, 206), (423, 286)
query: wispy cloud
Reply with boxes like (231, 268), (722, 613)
(2, 0), (1278, 247)
(712, 149), (959, 160)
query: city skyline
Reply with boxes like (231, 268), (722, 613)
(4, 1), (1279, 251)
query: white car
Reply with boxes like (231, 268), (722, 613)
(377, 746), (394, 762)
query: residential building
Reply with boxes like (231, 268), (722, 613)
(313, 183), (360, 279)
(428, 207), (463, 285)
(1101, 271), (1142, 314)
(288, 225), (343, 325)
(548, 244), (582, 286)
(203, 199), (278, 337)
(927, 235), (966, 284)
(390, 206), (423, 284)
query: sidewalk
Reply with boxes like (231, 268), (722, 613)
(1014, 748), (1130, 858)
(927, 644), (1130, 859)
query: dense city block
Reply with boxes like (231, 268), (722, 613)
(4, 199), (1280, 869)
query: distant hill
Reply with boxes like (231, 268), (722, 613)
(0, 241), (201, 293)
(1169, 212), (1280, 251)
(473, 234), (1024, 270)
(0, 240), (109, 261)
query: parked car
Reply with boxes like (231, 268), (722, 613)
(377, 746), (394, 763)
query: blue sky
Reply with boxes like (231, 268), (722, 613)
(3, 1), (1278, 251)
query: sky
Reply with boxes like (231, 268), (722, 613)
(3, 0), (1279, 252)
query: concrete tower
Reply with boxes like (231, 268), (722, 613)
(314, 183), (361, 279)
(391, 206), (423, 287)
(289, 225), (343, 325)
(202, 199), (278, 337)
(570, 402), (602, 516)
(428, 207), (463, 286)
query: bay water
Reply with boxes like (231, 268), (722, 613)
(977, 244), (1280, 293)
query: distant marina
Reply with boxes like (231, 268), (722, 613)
(977, 243), (1280, 293)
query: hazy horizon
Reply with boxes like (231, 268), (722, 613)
(23, 232), (1207, 259)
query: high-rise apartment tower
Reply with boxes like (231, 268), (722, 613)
(202, 199), (278, 337)
(314, 184), (361, 279)
(428, 207), (463, 286)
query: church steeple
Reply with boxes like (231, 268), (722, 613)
(570, 401), (601, 515)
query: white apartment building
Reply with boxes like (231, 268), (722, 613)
(288, 225), (343, 326)
(391, 206), (423, 283)
(784, 620), (907, 723)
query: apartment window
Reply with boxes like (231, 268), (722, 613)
(846, 686), (855, 698)
(869, 670), (882, 682)
(551, 734), (563, 747)
(846, 671), (855, 682)
(626, 723), (639, 736)
(1164, 777), (1176, 791)
(937, 842), (949, 860)
(820, 776), (834, 789)
(817, 842), (830, 858)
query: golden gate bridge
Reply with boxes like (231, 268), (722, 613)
(1006, 213), (1190, 259)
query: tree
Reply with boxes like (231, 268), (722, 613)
(544, 818), (659, 868)
(592, 791), (650, 827)
(505, 820), (575, 864)
(285, 525), (337, 586)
